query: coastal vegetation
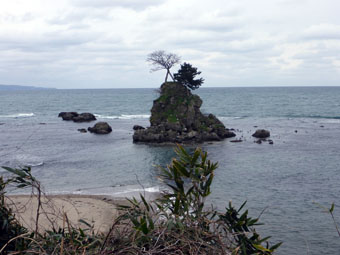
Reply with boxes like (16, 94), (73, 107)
(0, 145), (281, 254)
(174, 62), (204, 90)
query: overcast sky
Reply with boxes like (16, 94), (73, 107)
(1, 0), (339, 89)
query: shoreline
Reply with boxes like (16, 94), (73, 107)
(6, 192), (158, 234)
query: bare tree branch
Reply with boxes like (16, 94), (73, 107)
(146, 50), (181, 82)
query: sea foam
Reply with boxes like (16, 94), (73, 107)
(0, 113), (35, 118)
(95, 114), (150, 119)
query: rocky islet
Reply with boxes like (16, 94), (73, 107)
(133, 82), (236, 143)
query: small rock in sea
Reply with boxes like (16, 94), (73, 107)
(295, 130), (298, 133)
(39, 123), (46, 125)
(230, 139), (243, 143)
(58, 112), (96, 122)
(268, 139), (274, 145)
(320, 125), (324, 128)
(88, 122), (112, 134)
(253, 126), (258, 128)
(133, 125), (145, 130)
(252, 129), (270, 138)
(224, 130), (236, 138)
(78, 128), (87, 133)
(58, 112), (78, 121)
(255, 139), (262, 144)
(73, 112), (96, 122)
(0, 123), (4, 125)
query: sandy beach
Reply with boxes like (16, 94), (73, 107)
(6, 194), (126, 234)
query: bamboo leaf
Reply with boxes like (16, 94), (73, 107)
(140, 194), (150, 212)
(238, 201), (247, 213)
(253, 244), (271, 252)
(270, 242), (283, 251)
(78, 219), (92, 228)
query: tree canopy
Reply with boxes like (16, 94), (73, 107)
(146, 50), (181, 82)
(174, 62), (204, 90)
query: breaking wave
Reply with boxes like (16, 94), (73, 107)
(0, 113), (35, 118)
(95, 114), (150, 120)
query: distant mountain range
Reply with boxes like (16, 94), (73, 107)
(0, 84), (56, 90)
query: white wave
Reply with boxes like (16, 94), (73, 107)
(68, 185), (161, 197)
(321, 119), (340, 124)
(94, 114), (119, 119)
(113, 186), (160, 195)
(145, 186), (160, 193)
(218, 116), (246, 120)
(11, 154), (44, 167)
(95, 114), (150, 120)
(0, 113), (35, 118)
(27, 162), (44, 167)
(120, 114), (150, 119)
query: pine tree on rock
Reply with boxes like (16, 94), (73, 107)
(174, 62), (204, 90)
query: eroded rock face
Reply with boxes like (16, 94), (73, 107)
(88, 122), (112, 134)
(133, 82), (235, 143)
(58, 112), (96, 122)
(252, 129), (270, 138)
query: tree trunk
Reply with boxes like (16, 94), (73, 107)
(169, 71), (175, 81)
(165, 70), (169, 82)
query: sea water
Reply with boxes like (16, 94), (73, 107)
(1, 86), (340, 254)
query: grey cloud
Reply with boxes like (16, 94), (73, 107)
(184, 17), (242, 33)
(0, 33), (92, 52)
(0, 12), (34, 23)
(303, 24), (340, 40)
(70, 0), (165, 10)
(1, 0), (340, 88)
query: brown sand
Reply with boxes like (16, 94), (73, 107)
(6, 194), (126, 234)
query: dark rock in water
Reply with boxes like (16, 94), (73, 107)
(78, 128), (87, 133)
(58, 112), (96, 122)
(73, 112), (96, 122)
(252, 129), (270, 138)
(255, 139), (262, 144)
(268, 139), (274, 144)
(88, 122), (112, 134)
(230, 139), (243, 143)
(58, 112), (78, 121)
(39, 123), (46, 125)
(320, 125), (324, 128)
(223, 130), (236, 138)
(133, 125), (145, 130)
(0, 123), (4, 125)
(133, 82), (234, 143)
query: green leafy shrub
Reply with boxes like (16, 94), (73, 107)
(0, 176), (28, 254)
(119, 145), (282, 254)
